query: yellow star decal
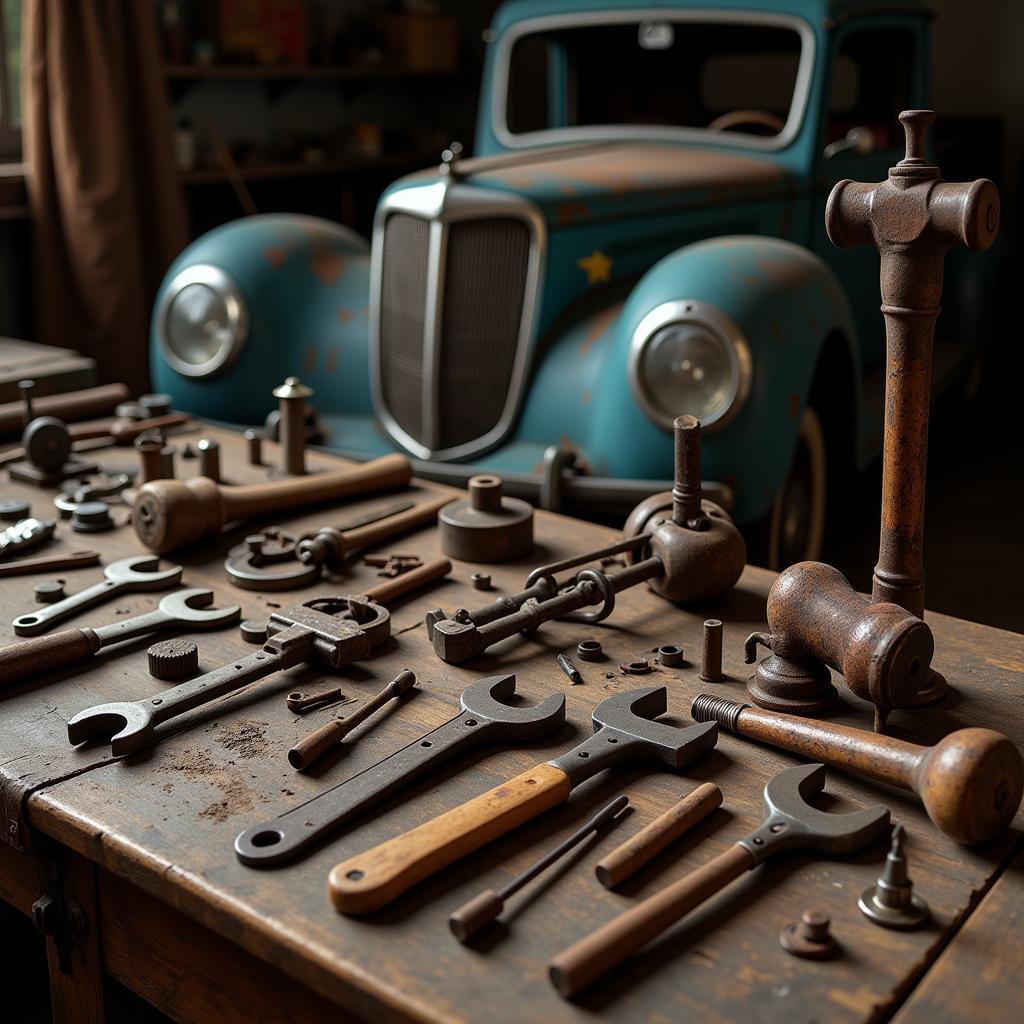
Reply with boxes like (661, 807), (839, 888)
(577, 249), (613, 285)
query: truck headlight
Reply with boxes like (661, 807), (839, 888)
(628, 299), (751, 432)
(156, 265), (248, 378)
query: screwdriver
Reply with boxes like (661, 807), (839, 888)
(448, 794), (629, 942)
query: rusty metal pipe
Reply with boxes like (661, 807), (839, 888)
(826, 110), (999, 619)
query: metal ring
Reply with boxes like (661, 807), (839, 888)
(561, 568), (616, 624)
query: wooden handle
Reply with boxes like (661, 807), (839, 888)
(595, 783), (722, 889)
(328, 763), (573, 914)
(0, 628), (100, 688)
(134, 454), (413, 553)
(549, 842), (754, 998)
(341, 493), (454, 553)
(360, 558), (451, 606)
(0, 383), (129, 439)
(288, 719), (346, 771)
(223, 454), (412, 521)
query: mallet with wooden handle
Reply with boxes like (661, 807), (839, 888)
(327, 687), (718, 914)
(133, 453), (412, 553)
(691, 693), (1023, 845)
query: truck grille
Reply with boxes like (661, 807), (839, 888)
(378, 212), (532, 456)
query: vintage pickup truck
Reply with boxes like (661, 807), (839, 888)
(149, 0), (996, 566)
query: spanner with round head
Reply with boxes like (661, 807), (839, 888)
(234, 674), (566, 867)
(0, 588), (240, 689)
(11, 555), (183, 636)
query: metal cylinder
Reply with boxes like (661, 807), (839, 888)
(272, 377), (312, 476)
(469, 475), (503, 512)
(700, 618), (723, 683)
(671, 415), (707, 529)
(135, 434), (165, 483)
(197, 438), (221, 482)
(17, 379), (35, 427)
(244, 428), (263, 466)
(159, 445), (176, 480)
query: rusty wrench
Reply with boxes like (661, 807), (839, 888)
(235, 674), (566, 867)
(548, 763), (891, 997)
(0, 588), (240, 689)
(327, 687), (718, 914)
(12, 555), (182, 636)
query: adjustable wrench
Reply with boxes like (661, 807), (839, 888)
(0, 588), (240, 689)
(234, 674), (566, 867)
(12, 556), (182, 636)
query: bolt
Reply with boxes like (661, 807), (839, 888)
(135, 434), (165, 483)
(671, 415), (709, 531)
(245, 428), (263, 466)
(272, 376), (312, 476)
(779, 908), (839, 960)
(18, 379), (34, 427)
(197, 438), (221, 482)
(700, 619), (724, 682)
(859, 824), (930, 929)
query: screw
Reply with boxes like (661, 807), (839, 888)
(700, 619), (724, 682)
(779, 908), (839, 960)
(18, 379), (34, 427)
(557, 653), (583, 684)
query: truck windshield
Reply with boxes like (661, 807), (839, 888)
(504, 18), (806, 143)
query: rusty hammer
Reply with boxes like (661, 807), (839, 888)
(327, 686), (718, 914)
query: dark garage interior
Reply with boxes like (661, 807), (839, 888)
(0, 2), (1021, 1022)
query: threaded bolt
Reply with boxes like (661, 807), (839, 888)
(671, 415), (709, 530)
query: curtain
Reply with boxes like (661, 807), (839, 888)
(23, 0), (187, 394)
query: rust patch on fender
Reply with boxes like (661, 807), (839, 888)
(303, 346), (317, 374)
(325, 347), (339, 373)
(311, 243), (346, 284)
(264, 247), (287, 268)
(337, 308), (353, 324)
(580, 303), (622, 357)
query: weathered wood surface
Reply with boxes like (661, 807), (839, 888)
(0, 423), (1020, 1023)
(892, 848), (1024, 1024)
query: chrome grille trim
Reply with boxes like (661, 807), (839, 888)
(370, 181), (546, 462)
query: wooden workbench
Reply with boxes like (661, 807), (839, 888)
(0, 424), (1021, 1023)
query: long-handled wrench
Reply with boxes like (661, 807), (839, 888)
(327, 687), (719, 914)
(235, 674), (566, 866)
(11, 556), (182, 636)
(548, 763), (891, 997)
(0, 589), (240, 689)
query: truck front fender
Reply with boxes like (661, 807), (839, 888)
(578, 236), (859, 523)
(150, 214), (371, 426)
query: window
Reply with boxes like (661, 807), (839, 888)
(0, 0), (22, 159)
(826, 29), (916, 150)
(505, 18), (806, 143)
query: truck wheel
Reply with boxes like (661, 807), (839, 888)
(765, 406), (826, 570)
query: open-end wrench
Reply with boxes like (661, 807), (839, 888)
(548, 763), (891, 997)
(0, 589), (240, 689)
(234, 674), (566, 867)
(67, 596), (391, 758)
(12, 556), (182, 636)
(328, 687), (718, 914)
